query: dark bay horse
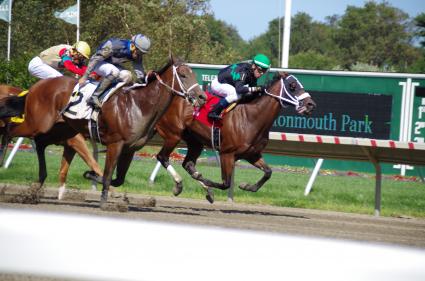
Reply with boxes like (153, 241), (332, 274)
(0, 85), (22, 166)
(0, 57), (206, 205)
(0, 84), (103, 199)
(154, 72), (316, 202)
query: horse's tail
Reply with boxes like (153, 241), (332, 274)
(0, 95), (27, 118)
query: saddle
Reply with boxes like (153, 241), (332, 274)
(193, 91), (238, 151)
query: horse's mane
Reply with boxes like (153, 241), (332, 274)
(146, 55), (184, 84)
(239, 72), (283, 104)
(156, 55), (184, 75)
(264, 72), (284, 89)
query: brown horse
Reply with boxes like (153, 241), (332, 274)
(0, 84), (103, 199)
(0, 57), (206, 205)
(154, 72), (316, 202)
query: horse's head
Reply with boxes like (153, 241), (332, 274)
(155, 55), (206, 107)
(265, 72), (316, 115)
(172, 62), (207, 108)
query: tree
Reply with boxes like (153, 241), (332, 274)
(414, 12), (425, 48)
(289, 51), (339, 70)
(334, 1), (418, 70)
(202, 15), (247, 63)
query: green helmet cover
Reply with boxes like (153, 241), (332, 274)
(252, 53), (271, 69)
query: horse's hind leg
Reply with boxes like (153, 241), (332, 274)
(183, 146), (234, 191)
(57, 144), (76, 200)
(0, 126), (11, 167)
(34, 137), (48, 189)
(239, 154), (272, 192)
(66, 133), (103, 182)
(156, 138), (183, 196)
(182, 139), (232, 203)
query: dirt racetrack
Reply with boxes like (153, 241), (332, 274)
(1, 183), (425, 250)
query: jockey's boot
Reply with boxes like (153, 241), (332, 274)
(87, 76), (114, 109)
(208, 98), (229, 121)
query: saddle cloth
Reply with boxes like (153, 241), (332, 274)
(194, 91), (236, 128)
(63, 82), (98, 120)
(63, 80), (134, 120)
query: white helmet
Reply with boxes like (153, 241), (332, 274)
(132, 34), (151, 53)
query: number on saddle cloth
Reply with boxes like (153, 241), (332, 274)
(64, 82), (98, 119)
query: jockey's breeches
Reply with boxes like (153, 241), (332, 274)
(210, 77), (238, 103)
(28, 56), (63, 79)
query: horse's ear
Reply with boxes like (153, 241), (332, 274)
(278, 71), (290, 78)
(169, 52), (174, 64)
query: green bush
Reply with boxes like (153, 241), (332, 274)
(0, 55), (37, 89)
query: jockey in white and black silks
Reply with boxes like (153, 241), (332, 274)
(79, 34), (151, 109)
(28, 41), (91, 79)
(208, 53), (271, 120)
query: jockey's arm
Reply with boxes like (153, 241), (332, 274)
(81, 40), (113, 80)
(132, 55), (146, 83)
(62, 60), (87, 76)
(59, 49), (87, 76)
(234, 80), (250, 96)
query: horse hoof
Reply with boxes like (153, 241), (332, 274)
(58, 186), (66, 200)
(111, 178), (124, 187)
(173, 182), (183, 196)
(192, 171), (202, 180)
(83, 170), (93, 179)
(100, 192), (108, 205)
(239, 182), (249, 190)
(83, 171), (102, 183)
(239, 182), (255, 192)
(206, 188), (214, 204)
(110, 192), (122, 199)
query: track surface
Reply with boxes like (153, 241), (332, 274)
(1, 184), (425, 249)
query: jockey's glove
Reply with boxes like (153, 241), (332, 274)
(249, 86), (263, 93)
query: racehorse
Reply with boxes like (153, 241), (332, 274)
(0, 56), (206, 206)
(154, 72), (316, 203)
(0, 85), (22, 166)
(0, 84), (103, 199)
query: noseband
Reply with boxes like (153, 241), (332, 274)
(264, 77), (311, 111)
(155, 64), (200, 101)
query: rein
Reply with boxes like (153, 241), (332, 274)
(155, 65), (200, 100)
(264, 78), (311, 110)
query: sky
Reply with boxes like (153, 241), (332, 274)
(209, 0), (425, 41)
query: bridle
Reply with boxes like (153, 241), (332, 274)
(264, 76), (311, 112)
(155, 64), (200, 103)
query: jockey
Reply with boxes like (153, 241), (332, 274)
(28, 41), (91, 79)
(79, 33), (151, 109)
(208, 53), (271, 120)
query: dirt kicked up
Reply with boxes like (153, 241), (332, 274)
(0, 184), (156, 212)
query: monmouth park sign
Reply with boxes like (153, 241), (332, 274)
(272, 91), (393, 139)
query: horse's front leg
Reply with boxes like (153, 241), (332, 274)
(239, 154), (272, 192)
(101, 141), (124, 205)
(111, 149), (136, 187)
(156, 137), (183, 196)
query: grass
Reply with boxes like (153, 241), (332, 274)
(1, 146), (424, 218)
